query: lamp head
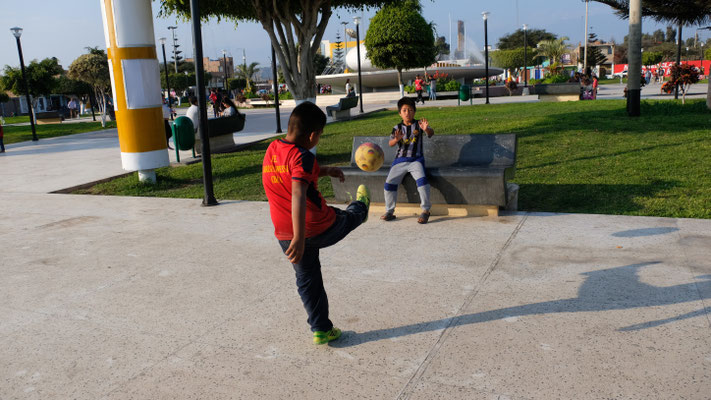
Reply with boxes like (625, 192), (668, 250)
(482, 12), (489, 21)
(353, 16), (361, 26)
(10, 27), (22, 38)
(523, 24), (528, 31)
(159, 37), (166, 45)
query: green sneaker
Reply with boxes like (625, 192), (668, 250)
(313, 327), (342, 345)
(356, 184), (370, 221)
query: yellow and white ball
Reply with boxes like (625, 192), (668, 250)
(355, 142), (385, 172)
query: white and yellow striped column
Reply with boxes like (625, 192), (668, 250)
(100, 0), (169, 182)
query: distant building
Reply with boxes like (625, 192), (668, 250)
(185, 56), (234, 88)
(567, 41), (616, 73)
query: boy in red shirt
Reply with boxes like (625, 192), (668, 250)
(262, 101), (370, 345)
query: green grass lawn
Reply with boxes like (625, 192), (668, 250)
(2, 115), (30, 124)
(76, 99), (711, 219)
(3, 121), (117, 144)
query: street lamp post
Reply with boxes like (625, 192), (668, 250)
(168, 26), (179, 73)
(482, 12), (490, 104)
(523, 24), (529, 92)
(189, 0), (217, 206)
(271, 44), (282, 133)
(159, 38), (173, 120)
(11, 27), (37, 141)
(353, 16), (364, 113)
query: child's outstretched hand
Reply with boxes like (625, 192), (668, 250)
(418, 118), (430, 131)
(394, 128), (405, 141)
(326, 167), (345, 182)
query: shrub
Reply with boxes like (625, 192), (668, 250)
(541, 74), (570, 84)
(443, 80), (461, 91)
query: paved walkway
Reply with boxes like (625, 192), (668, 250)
(1, 97), (709, 399)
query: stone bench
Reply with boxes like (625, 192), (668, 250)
(329, 134), (519, 217)
(35, 111), (62, 124)
(325, 96), (358, 121)
(195, 113), (246, 154)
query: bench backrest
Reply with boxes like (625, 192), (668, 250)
(207, 113), (246, 138)
(339, 96), (359, 109)
(350, 134), (517, 168)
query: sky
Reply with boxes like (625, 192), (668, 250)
(2, 0), (709, 71)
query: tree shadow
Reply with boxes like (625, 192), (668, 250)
(330, 262), (711, 348)
(517, 181), (679, 215)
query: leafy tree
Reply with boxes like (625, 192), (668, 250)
(235, 62), (260, 92)
(665, 26), (677, 43)
(228, 77), (247, 91)
(490, 48), (537, 76)
(54, 75), (92, 96)
(642, 51), (663, 67)
(160, 0), (400, 101)
(705, 47), (711, 60)
(435, 36), (450, 60)
(651, 29), (665, 44)
(583, 33), (608, 69)
(178, 61), (195, 74)
(313, 52), (330, 75)
(664, 63), (700, 104)
(0, 57), (62, 119)
(497, 28), (557, 50)
(67, 51), (111, 127)
(364, 0), (437, 95)
(333, 31), (345, 68)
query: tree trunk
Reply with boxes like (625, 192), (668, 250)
(255, 1), (331, 102)
(397, 68), (404, 97)
(707, 78), (711, 110)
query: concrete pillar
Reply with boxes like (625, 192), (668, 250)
(627, 0), (642, 116)
(99, 0), (169, 181)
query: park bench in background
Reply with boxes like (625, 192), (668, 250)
(36, 111), (62, 124)
(325, 96), (359, 121)
(330, 134), (519, 217)
(194, 113), (246, 154)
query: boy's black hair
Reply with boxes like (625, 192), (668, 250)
(288, 101), (326, 139)
(189, 96), (198, 105)
(397, 96), (416, 113)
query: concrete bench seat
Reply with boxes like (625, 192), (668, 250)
(36, 111), (63, 124)
(325, 96), (358, 121)
(195, 113), (246, 154)
(330, 134), (518, 216)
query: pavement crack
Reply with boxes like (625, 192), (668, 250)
(395, 213), (529, 400)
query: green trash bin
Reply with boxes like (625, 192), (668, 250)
(458, 84), (470, 101)
(171, 116), (196, 162)
(173, 116), (195, 150)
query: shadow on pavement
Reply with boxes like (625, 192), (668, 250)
(331, 261), (711, 348)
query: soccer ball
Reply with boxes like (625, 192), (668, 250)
(355, 142), (385, 172)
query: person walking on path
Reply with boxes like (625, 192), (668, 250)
(345, 79), (351, 96)
(428, 74), (437, 101)
(262, 101), (371, 345)
(67, 98), (78, 119)
(414, 75), (425, 105)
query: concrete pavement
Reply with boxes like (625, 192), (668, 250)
(0, 97), (710, 399)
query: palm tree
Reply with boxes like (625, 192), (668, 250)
(536, 37), (569, 72)
(594, 0), (711, 107)
(235, 62), (260, 93)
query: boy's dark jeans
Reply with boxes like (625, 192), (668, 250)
(278, 201), (368, 332)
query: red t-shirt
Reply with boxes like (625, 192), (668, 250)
(415, 78), (423, 91)
(262, 139), (336, 240)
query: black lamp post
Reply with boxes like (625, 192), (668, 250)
(482, 12), (490, 104)
(271, 44), (282, 133)
(189, 0), (217, 206)
(353, 16), (364, 113)
(675, 24), (682, 100)
(523, 24), (528, 89)
(11, 27), (37, 141)
(159, 37), (173, 120)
